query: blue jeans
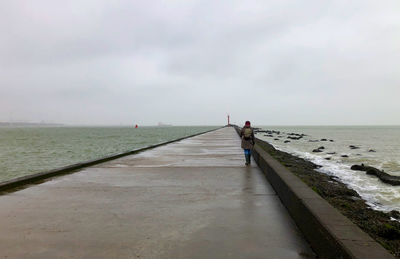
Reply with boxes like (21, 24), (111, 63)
(244, 149), (251, 155)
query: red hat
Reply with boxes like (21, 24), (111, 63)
(245, 121), (251, 126)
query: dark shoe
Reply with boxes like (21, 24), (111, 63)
(245, 154), (250, 165)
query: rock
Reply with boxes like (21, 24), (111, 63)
(369, 149), (376, 152)
(284, 140), (290, 143)
(341, 155), (349, 158)
(255, 130), (268, 133)
(321, 139), (327, 141)
(288, 133), (304, 137)
(325, 157), (331, 160)
(350, 196), (362, 201)
(327, 152), (336, 155)
(329, 140), (334, 142)
(287, 136), (302, 140)
(350, 163), (369, 171)
(309, 140), (319, 142)
(349, 145), (360, 149)
(351, 164), (400, 186)
(351, 165), (365, 171)
(274, 138), (279, 140)
(377, 223), (400, 239)
(312, 146), (326, 153)
(389, 210), (400, 219)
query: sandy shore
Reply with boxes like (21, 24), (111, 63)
(256, 139), (400, 258)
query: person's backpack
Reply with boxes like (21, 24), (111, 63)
(243, 128), (252, 140)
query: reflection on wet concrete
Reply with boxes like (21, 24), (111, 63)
(0, 127), (315, 258)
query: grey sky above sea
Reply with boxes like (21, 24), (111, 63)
(1, 1), (399, 126)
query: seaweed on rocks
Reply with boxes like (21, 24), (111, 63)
(256, 139), (400, 258)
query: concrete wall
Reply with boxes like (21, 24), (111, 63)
(234, 125), (393, 258)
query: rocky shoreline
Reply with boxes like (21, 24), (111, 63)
(254, 127), (400, 187)
(256, 139), (400, 258)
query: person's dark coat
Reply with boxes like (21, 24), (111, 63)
(240, 126), (255, 149)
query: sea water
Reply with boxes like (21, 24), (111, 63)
(0, 126), (217, 182)
(256, 126), (400, 212)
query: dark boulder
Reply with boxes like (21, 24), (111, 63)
(327, 152), (336, 155)
(369, 149), (376, 152)
(366, 168), (380, 175)
(389, 210), (400, 220)
(312, 146), (326, 153)
(284, 140), (290, 143)
(349, 145), (360, 149)
(321, 139), (327, 141)
(341, 155), (349, 158)
(351, 164), (365, 171)
(287, 136), (302, 140)
(256, 130), (268, 134)
(377, 223), (400, 239)
(351, 164), (400, 186)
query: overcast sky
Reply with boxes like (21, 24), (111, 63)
(1, 1), (399, 126)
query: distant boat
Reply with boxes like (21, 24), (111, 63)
(135, 124), (138, 128)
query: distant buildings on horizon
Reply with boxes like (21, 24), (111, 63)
(0, 122), (64, 127)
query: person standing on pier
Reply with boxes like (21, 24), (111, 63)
(240, 121), (255, 165)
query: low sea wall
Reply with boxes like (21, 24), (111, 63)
(0, 127), (222, 193)
(233, 125), (393, 258)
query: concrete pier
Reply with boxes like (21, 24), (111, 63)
(0, 127), (314, 258)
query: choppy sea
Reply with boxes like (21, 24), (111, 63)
(256, 126), (400, 212)
(0, 126), (217, 183)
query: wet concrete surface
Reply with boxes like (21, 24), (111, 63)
(0, 127), (314, 258)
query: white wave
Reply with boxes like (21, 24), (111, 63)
(270, 141), (400, 212)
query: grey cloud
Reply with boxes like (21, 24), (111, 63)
(0, 0), (399, 125)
